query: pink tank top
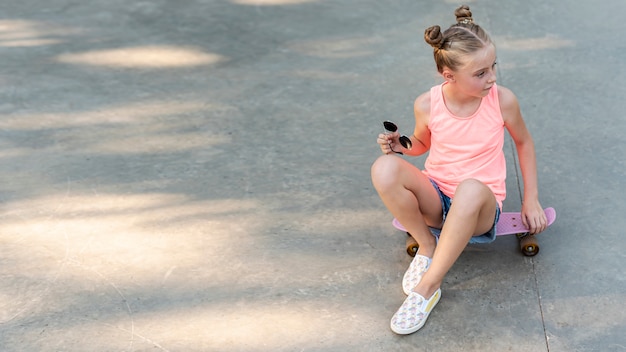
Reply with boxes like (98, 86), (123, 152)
(423, 82), (506, 208)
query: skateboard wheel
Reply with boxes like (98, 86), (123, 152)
(519, 235), (539, 256)
(405, 233), (418, 257)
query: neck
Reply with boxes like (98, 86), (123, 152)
(442, 83), (483, 117)
(442, 82), (481, 105)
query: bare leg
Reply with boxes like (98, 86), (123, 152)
(413, 178), (498, 297)
(371, 154), (442, 257)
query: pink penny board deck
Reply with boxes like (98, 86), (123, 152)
(392, 207), (556, 236)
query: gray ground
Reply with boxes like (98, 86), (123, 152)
(0, 0), (624, 351)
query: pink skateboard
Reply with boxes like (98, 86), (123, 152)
(392, 207), (556, 257)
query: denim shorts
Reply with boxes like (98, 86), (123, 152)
(428, 179), (501, 244)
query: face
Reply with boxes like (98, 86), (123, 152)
(446, 44), (497, 97)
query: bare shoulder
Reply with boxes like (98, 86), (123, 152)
(497, 85), (519, 109)
(413, 91), (431, 124)
(497, 85), (522, 123)
(414, 91), (431, 112)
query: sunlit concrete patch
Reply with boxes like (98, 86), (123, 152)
(496, 35), (575, 51)
(0, 297), (385, 351)
(0, 100), (235, 155)
(0, 101), (218, 129)
(124, 298), (383, 352)
(0, 193), (263, 272)
(56, 45), (226, 69)
(0, 19), (78, 47)
(204, 305), (340, 351)
(86, 125), (228, 154)
(0, 191), (268, 326)
(289, 36), (380, 58)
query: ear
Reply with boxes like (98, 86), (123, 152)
(442, 69), (455, 83)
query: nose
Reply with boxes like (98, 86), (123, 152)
(488, 70), (497, 84)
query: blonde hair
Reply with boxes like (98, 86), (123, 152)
(424, 5), (493, 73)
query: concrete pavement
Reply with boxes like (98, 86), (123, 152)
(0, 0), (624, 351)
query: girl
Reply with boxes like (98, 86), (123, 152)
(371, 5), (548, 335)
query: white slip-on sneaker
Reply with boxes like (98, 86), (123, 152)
(402, 255), (431, 295)
(390, 288), (441, 335)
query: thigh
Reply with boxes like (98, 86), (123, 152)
(371, 155), (443, 226)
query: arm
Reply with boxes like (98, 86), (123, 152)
(405, 92), (432, 156)
(377, 92), (431, 156)
(499, 86), (547, 234)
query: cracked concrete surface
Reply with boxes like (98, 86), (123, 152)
(0, 0), (624, 351)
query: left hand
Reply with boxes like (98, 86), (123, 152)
(521, 199), (547, 234)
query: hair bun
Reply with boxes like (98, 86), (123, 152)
(424, 25), (444, 49)
(455, 5), (473, 24)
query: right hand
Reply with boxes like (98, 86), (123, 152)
(521, 198), (548, 235)
(377, 132), (400, 155)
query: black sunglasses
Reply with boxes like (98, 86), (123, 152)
(383, 121), (412, 154)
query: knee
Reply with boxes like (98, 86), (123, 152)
(371, 155), (402, 191)
(455, 179), (494, 207)
(456, 178), (487, 192)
